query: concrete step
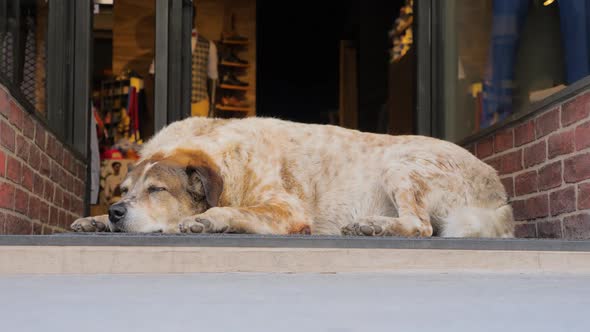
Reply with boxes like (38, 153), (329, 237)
(1, 234), (590, 274)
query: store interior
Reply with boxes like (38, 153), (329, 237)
(89, 0), (413, 213)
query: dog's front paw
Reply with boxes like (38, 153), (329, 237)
(178, 217), (229, 234)
(71, 217), (109, 232)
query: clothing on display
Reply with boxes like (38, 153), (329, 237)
(191, 99), (210, 117)
(148, 34), (218, 78)
(192, 35), (214, 104)
(558, 0), (590, 84)
(149, 29), (218, 116)
(90, 103), (101, 205)
(191, 30), (218, 117)
(126, 77), (142, 141)
(96, 75), (144, 161)
(482, 0), (590, 128)
(191, 30), (219, 80)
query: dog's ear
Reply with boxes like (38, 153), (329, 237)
(186, 166), (223, 207)
(154, 148), (223, 206)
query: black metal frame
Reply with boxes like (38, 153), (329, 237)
(46, 0), (73, 142)
(73, 0), (93, 216)
(415, 0), (431, 136)
(154, 0), (193, 132)
(415, 0), (445, 139)
(47, 0), (93, 159)
(255, 0), (262, 116)
(73, 0), (93, 161)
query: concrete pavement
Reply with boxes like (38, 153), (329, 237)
(0, 272), (588, 332)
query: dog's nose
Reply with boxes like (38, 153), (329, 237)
(108, 203), (127, 223)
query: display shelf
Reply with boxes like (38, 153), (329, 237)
(220, 40), (249, 46)
(220, 84), (249, 91)
(216, 104), (250, 112)
(220, 61), (249, 68)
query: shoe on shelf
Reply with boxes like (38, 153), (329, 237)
(221, 96), (249, 108)
(222, 53), (248, 65)
(224, 34), (248, 42)
(221, 73), (249, 87)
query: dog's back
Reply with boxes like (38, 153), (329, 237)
(139, 117), (513, 237)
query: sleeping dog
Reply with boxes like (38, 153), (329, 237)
(72, 117), (513, 237)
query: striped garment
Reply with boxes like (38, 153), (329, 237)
(191, 36), (210, 103)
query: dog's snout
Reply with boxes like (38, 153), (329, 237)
(108, 203), (127, 223)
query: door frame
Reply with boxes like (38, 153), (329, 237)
(154, 0), (193, 132)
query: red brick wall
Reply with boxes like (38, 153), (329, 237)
(0, 85), (87, 234)
(465, 90), (590, 239)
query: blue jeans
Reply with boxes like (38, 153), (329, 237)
(559, 0), (590, 83)
(481, 0), (590, 128)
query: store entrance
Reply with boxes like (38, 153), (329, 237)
(89, 0), (414, 215)
(257, 0), (411, 132)
(256, 1), (349, 125)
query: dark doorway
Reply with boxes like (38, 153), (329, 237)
(257, 0), (405, 132)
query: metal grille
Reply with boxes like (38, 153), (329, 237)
(0, 1), (46, 114)
(0, 30), (14, 82)
(20, 14), (36, 106)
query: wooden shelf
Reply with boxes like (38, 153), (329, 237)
(216, 104), (250, 112)
(220, 61), (250, 68)
(220, 84), (249, 91)
(220, 40), (249, 46)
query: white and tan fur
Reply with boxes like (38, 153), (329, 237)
(72, 117), (514, 237)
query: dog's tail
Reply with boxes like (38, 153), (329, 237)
(439, 205), (514, 238)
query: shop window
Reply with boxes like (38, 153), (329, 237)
(0, 0), (48, 116)
(437, 0), (587, 142)
(0, 0), (92, 157)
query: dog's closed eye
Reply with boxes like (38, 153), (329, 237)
(148, 186), (167, 194)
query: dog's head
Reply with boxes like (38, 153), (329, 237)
(108, 149), (223, 232)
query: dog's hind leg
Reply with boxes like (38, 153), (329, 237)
(341, 215), (430, 237)
(341, 169), (434, 237)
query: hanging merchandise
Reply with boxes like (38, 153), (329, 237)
(183, 29), (219, 118)
(90, 103), (101, 205)
(390, 0), (414, 63)
(97, 74), (144, 161)
(94, 108), (107, 140)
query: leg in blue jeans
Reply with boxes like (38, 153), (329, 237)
(482, 0), (529, 128)
(558, 0), (590, 84)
